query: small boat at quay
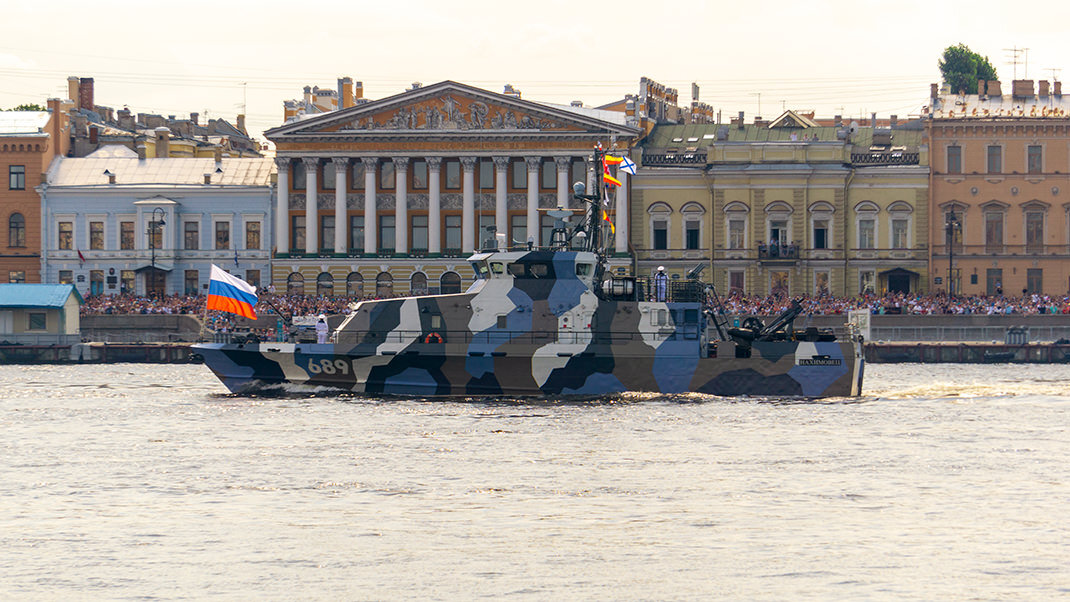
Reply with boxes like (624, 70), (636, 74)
(194, 147), (863, 398)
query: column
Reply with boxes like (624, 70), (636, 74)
(332, 158), (348, 255)
(586, 164), (595, 198)
(427, 157), (442, 255)
(461, 156), (476, 253)
(394, 157), (409, 255)
(493, 156), (508, 249)
(275, 157), (290, 254)
(362, 158), (377, 254)
(526, 157), (540, 247)
(616, 170), (629, 254)
(303, 158), (318, 255)
(555, 156), (571, 209)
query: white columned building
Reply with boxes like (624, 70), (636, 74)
(275, 157), (290, 254)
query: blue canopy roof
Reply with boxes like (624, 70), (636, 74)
(0, 284), (84, 308)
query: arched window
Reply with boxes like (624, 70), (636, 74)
(680, 202), (705, 250)
(410, 272), (428, 296)
(346, 272), (364, 297)
(888, 201), (915, 250)
(807, 201), (835, 251)
(854, 201), (879, 250)
(375, 271), (393, 298)
(286, 272), (305, 295)
(316, 272), (334, 296)
(8, 213), (25, 248)
(647, 202), (672, 250)
(723, 202), (749, 250)
(440, 271), (462, 294)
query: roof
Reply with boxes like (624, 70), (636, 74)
(642, 123), (923, 150)
(536, 101), (630, 126)
(932, 92), (1070, 119)
(87, 145), (138, 158)
(46, 157), (276, 187)
(0, 111), (51, 136)
(0, 284), (83, 308)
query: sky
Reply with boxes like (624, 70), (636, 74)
(3, 0), (1070, 144)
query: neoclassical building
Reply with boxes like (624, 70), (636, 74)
(634, 112), (929, 296)
(265, 80), (641, 297)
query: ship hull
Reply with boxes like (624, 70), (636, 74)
(192, 339), (863, 398)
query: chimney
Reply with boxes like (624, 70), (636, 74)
(46, 98), (65, 157)
(190, 112), (199, 125)
(214, 146), (223, 166)
(237, 114), (246, 135)
(411, 82), (422, 90)
(68, 76), (80, 108)
(155, 127), (170, 158)
(78, 78), (94, 113)
(890, 114), (898, 127)
(1039, 80), (1050, 97)
(1056, 81), (1063, 97)
(303, 85), (312, 106)
(737, 110), (745, 129)
(105, 170), (116, 184)
(1012, 79), (1034, 98)
(136, 144), (146, 160)
(204, 173), (212, 184)
(978, 79), (987, 96)
(354, 81), (363, 100)
(871, 112), (877, 126)
(340, 77), (354, 108)
(834, 114), (842, 127)
(988, 80), (1002, 96)
(117, 108), (135, 131)
(89, 125), (98, 145)
(930, 83), (939, 100)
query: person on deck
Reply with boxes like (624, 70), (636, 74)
(315, 315), (329, 344)
(654, 266), (669, 302)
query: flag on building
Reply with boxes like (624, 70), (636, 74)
(619, 156), (637, 175)
(77, 249), (86, 264)
(233, 249), (239, 268)
(207, 264), (258, 320)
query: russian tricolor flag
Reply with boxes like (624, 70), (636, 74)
(207, 264), (258, 320)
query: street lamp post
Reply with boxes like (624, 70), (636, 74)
(149, 207), (166, 292)
(945, 211), (960, 296)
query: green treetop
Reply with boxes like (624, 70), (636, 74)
(939, 44), (998, 95)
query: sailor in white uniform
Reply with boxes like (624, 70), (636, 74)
(315, 315), (329, 344)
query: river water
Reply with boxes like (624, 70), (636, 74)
(1, 363), (1068, 600)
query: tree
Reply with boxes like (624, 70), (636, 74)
(7, 103), (45, 111)
(939, 44), (998, 95)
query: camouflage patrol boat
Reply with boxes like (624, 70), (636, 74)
(194, 150), (864, 398)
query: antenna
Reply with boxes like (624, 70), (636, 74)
(1004, 46), (1029, 79)
(241, 82), (248, 115)
(1048, 68), (1061, 82)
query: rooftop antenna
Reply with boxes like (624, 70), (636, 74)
(241, 82), (248, 115)
(1004, 46), (1029, 79)
(1048, 68), (1061, 82)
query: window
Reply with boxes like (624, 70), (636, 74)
(379, 160), (395, 190)
(411, 272), (428, 295)
(321, 216), (334, 251)
(412, 159), (428, 190)
(245, 270), (260, 289)
(317, 272), (334, 296)
(684, 219), (700, 249)
(58, 270), (73, 284)
(859, 271), (875, 294)
(291, 216), (305, 252)
(184, 222), (199, 250)
(8, 213), (25, 247)
(351, 162), (365, 190)
(985, 212), (1003, 253)
(28, 312), (45, 330)
(770, 271), (789, 296)
(292, 164), (306, 190)
(540, 160), (556, 190)
(812, 219), (828, 249)
(511, 215), (527, 248)
(511, 160), (528, 189)
(120, 270), (134, 293)
(729, 271), (744, 293)
(347, 272), (364, 297)
(570, 160), (586, 188)
(445, 160), (461, 189)
(323, 161), (336, 190)
(540, 215), (554, 248)
(987, 145), (1002, 174)
(891, 219), (909, 249)
(947, 145), (962, 174)
(728, 220), (745, 249)
(9, 270), (25, 283)
(246, 221), (260, 250)
(411, 215), (428, 251)
(375, 272), (393, 297)
(378, 215), (395, 253)
(89, 221), (103, 250)
(215, 221), (230, 250)
(287, 272), (305, 295)
(349, 216), (364, 251)
(121, 221), (134, 250)
(653, 218), (668, 249)
(478, 158), (494, 189)
(858, 219), (875, 249)
(58, 221), (73, 250)
(89, 270), (104, 295)
(815, 271), (830, 295)
(479, 215), (496, 249)
(9, 165), (25, 190)
(1027, 268), (1043, 294)
(184, 270), (199, 295)
(1028, 145), (1043, 174)
(440, 271), (462, 294)
(445, 215), (461, 252)
(1026, 211), (1044, 253)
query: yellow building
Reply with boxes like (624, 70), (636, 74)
(928, 78), (1070, 295)
(634, 111), (929, 296)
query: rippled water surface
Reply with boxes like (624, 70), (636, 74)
(2, 363), (1069, 600)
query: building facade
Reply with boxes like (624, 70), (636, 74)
(38, 148), (274, 297)
(1, 100), (69, 283)
(266, 80), (641, 297)
(928, 78), (1070, 295)
(634, 112), (928, 296)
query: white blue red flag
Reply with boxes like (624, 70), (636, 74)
(207, 264), (257, 319)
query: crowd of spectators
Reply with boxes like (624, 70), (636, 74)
(79, 293), (377, 318)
